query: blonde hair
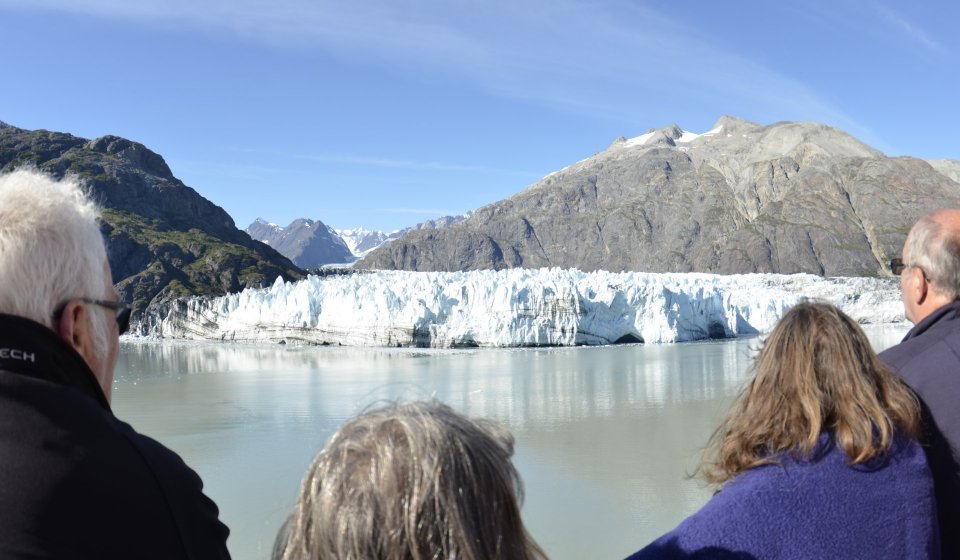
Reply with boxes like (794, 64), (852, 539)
(278, 401), (548, 560)
(700, 301), (921, 486)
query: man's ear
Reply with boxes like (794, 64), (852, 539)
(909, 268), (930, 307)
(56, 300), (95, 359)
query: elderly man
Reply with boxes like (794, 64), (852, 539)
(0, 170), (231, 558)
(880, 208), (960, 557)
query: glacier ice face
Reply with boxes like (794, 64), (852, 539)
(136, 269), (906, 347)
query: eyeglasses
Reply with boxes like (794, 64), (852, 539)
(54, 298), (132, 335)
(890, 258), (906, 275)
(83, 299), (132, 335)
(890, 258), (928, 280)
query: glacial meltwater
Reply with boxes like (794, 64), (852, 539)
(112, 326), (909, 560)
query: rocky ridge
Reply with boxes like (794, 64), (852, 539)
(0, 122), (303, 315)
(247, 218), (354, 269)
(247, 213), (470, 266)
(337, 214), (469, 257)
(357, 116), (960, 276)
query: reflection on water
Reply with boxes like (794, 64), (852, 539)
(112, 325), (909, 560)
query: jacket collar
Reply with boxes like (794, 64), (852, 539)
(0, 313), (110, 410)
(903, 300), (960, 343)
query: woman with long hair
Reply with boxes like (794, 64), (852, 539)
(627, 301), (939, 559)
(274, 400), (548, 560)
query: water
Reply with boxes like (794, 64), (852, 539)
(112, 326), (909, 560)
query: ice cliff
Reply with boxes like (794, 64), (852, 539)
(136, 269), (905, 347)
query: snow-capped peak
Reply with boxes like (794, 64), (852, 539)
(623, 132), (655, 147)
(253, 217), (282, 230)
(622, 125), (723, 147)
(677, 125), (723, 143)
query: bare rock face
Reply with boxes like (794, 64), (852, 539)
(246, 218), (354, 269)
(358, 117), (960, 276)
(929, 160), (960, 184)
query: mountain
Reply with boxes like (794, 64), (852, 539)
(929, 160), (960, 184)
(246, 218), (354, 269)
(0, 121), (303, 314)
(337, 214), (470, 257)
(336, 228), (392, 256)
(246, 213), (471, 265)
(356, 116), (960, 276)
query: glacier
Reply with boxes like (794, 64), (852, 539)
(136, 269), (907, 347)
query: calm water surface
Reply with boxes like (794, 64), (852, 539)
(113, 326), (909, 560)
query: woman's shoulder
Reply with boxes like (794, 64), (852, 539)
(628, 434), (936, 560)
(726, 433), (929, 489)
(703, 432), (934, 531)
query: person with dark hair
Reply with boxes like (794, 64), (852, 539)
(0, 170), (231, 559)
(274, 400), (547, 560)
(882, 209), (960, 556)
(627, 302), (938, 560)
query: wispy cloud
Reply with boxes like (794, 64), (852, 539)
(874, 4), (944, 54)
(378, 207), (461, 216)
(172, 158), (302, 181)
(0, 0), (871, 135)
(299, 153), (540, 178)
(220, 145), (539, 177)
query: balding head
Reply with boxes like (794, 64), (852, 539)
(900, 209), (960, 323)
(904, 209), (960, 300)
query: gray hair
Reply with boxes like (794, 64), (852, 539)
(905, 213), (960, 300)
(0, 169), (109, 348)
(277, 400), (548, 560)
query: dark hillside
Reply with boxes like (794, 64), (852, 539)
(0, 121), (303, 315)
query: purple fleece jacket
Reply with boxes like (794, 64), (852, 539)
(626, 435), (939, 560)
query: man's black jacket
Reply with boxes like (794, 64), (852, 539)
(880, 301), (960, 559)
(0, 313), (231, 559)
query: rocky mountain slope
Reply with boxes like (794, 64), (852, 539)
(0, 121), (303, 314)
(247, 218), (354, 269)
(247, 213), (470, 266)
(357, 116), (960, 276)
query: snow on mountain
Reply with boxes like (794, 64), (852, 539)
(138, 269), (905, 348)
(676, 125), (722, 143)
(247, 217), (283, 236)
(546, 125), (726, 179)
(623, 124), (722, 148)
(246, 218), (354, 269)
(336, 227), (391, 256)
(337, 213), (471, 257)
(360, 117), (926, 275)
(622, 132), (655, 148)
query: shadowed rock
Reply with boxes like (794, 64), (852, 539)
(0, 121), (304, 316)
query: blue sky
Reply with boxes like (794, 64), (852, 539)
(1, 0), (957, 232)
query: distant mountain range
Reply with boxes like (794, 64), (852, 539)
(5, 114), (960, 322)
(246, 218), (354, 269)
(245, 214), (469, 269)
(356, 116), (960, 276)
(0, 120), (303, 315)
